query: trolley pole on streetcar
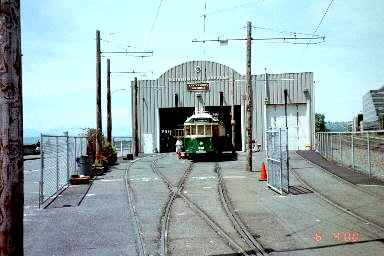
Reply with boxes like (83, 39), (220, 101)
(246, 21), (253, 172)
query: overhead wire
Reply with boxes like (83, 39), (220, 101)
(253, 26), (320, 37)
(298, 0), (335, 63)
(147, 0), (165, 48)
(303, 0), (335, 48)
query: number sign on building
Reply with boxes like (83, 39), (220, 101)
(186, 82), (209, 92)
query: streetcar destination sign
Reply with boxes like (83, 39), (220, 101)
(186, 82), (209, 92)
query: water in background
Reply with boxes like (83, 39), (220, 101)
(24, 137), (39, 145)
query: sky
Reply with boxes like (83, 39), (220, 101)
(22, 0), (384, 136)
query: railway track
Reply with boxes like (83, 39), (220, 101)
(151, 157), (267, 256)
(216, 163), (267, 255)
(295, 152), (384, 200)
(291, 167), (384, 236)
(152, 158), (193, 256)
(124, 160), (147, 256)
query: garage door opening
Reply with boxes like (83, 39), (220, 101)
(266, 103), (309, 150)
(159, 107), (194, 153)
(159, 106), (242, 153)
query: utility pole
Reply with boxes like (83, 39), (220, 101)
(96, 30), (103, 162)
(107, 70), (146, 157)
(0, 1), (24, 255)
(191, 22), (324, 172)
(246, 21), (253, 172)
(284, 89), (290, 187)
(107, 59), (112, 144)
(133, 77), (139, 156)
(231, 72), (236, 153)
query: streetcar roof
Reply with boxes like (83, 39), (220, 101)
(184, 112), (218, 124)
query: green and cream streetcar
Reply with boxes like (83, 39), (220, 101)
(183, 112), (226, 157)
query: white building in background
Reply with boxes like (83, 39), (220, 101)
(362, 86), (384, 130)
(131, 60), (314, 153)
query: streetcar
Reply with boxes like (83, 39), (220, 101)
(183, 112), (226, 157)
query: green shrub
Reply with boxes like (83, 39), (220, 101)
(85, 128), (117, 166)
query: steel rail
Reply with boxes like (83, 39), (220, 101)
(291, 168), (384, 236)
(153, 158), (193, 256)
(216, 163), (267, 255)
(124, 161), (147, 256)
(151, 159), (253, 256)
(295, 152), (384, 199)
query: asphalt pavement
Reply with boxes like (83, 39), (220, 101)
(23, 152), (384, 256)
(24, 158), (41, 209)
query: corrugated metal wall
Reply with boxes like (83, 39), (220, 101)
(132, 60), (313, 152)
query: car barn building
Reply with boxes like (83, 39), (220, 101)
(131, 60), (314, 153)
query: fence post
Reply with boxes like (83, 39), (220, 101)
(367, 132), (371, 183)
(120, 140), (123, 157)
(80, 138), (83, 156)
(330, 134), (333, 160)
(65, 132), (69, 181)
(279, 129), (283, 194)
(351, 133), (355, 169)
(56, 136), (59, 191)
(339, 134), (342, 163)
(39, 134), (44, 208)
(74, 137), (77, 175)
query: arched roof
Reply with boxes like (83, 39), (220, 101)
(158, 60), (241, 81)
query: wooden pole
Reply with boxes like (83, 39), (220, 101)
(246, 21), (253, 172)
(0, 1), (24, 254)
(231, 72), (236, 152)
(96, 30), (102, 161)
(133, 77), (139, 156)
(107, 59), (112, 144)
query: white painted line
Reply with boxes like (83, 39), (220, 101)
(224, 175), (247, 179)
(100, 179), (123, 182)
(360, 184), (384, 187)
(129, 177), (159, 182)
(27, 169), (40, 172)
(85, 193), (95, 197)
(191, 176), (215, 180)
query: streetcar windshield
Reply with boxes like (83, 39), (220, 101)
(205, 125), (212, 136)
(197, 125), (204, 135)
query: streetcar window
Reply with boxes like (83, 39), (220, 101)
(205, 125), (212, 136)
(197, 125), (204, 135)
(212, 125), (218, 136)
(190, 125), (196, 135)
(185, 126), (191, 136)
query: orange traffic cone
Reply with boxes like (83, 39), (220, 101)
(259, 162), (267, 181)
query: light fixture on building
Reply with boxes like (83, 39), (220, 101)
(303, 88), (310, 99)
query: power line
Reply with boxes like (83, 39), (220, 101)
(204, 0), (263, 16)
(253, 26), (320, 37)
(313, 0), (335, 36)
(147, 0), (165, 47)
(192, 36), (324, 43)
(306, 0), (335, 47)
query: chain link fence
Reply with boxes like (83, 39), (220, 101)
(266, 128), (290, 194)
(316, 131), (384, 181)
(40, 134), (87, 206)
(112, 137), (132, 157)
